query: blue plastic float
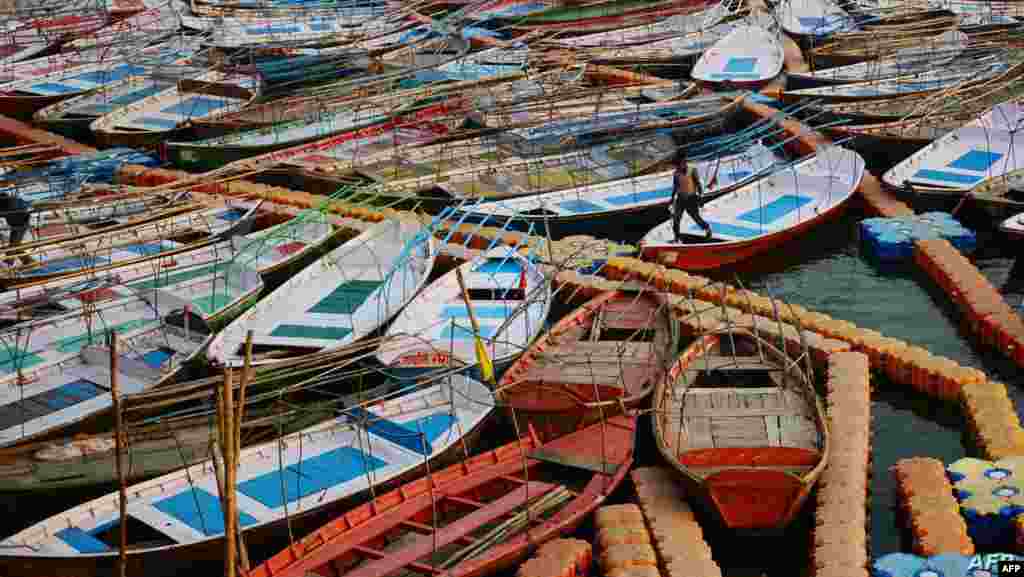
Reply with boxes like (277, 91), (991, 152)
(947, 457), (1024, 548)
(859, 212), (976, 263)
(874, 553), (1024, 577)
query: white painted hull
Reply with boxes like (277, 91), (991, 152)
(208, 217), (436, 367)
(691, 17), (784, 84)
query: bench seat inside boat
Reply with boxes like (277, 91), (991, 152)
(520, 341), (662, 385)
(663, 386), (820, 452)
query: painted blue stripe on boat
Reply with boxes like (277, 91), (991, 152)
(308, 22), (334, 31)
(948, 150), (1003, 172)
(695, 221), (766, 239)
(709, 72), (763, 79)
(473, 259), (522, 274)
(71, 64), (146, 86)
(736, 194), (813, 225)
(134, 116), (178, 130)
(798, 16), (828, 27)
(269, 324), (353, 340)
(346, 406), (434, 455)
(237, 446), (386, 509)
(108, 84), (165, 105)
(217, 208), (247, 221)
(56, 527), (111, 553)
(246, 24), (302, 34)
(440, 305), (513, 319)
(44, 378), (103, 410)
(558, 199), (606, 214)
(912, 169), (984, 185)
(724, 57), (758, 73)
(28, 83), (80, 95)
(604, 186), (671, 206)
(440, 324), (498, 340)
(31, 255), (110, 275)
(160, 96), (230, 118)
(409, 413), (457, 445)
(141, 348), (174, 369)
(153, 488), (257, 536)
(123, 242), (167, 256)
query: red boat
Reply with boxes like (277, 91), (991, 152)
(499, 290), (674, 440)
(652, 328), (830, 530)
(639, 144), (865, 271)
(244, 417), (635, 577)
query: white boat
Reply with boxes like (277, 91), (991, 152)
(375, 245), (551, 376)
(0, 201), (262, 286)
(0, 374), (495, 576)
(201, 7), (389, 48)
(0, 282), (227, 447)
(782, 53), (1008, 100)
(999, 212), (1024, 240)
(788, 29), (968, 84)
(456, 140), (783, 225)
(90, 69), (262, 147)
(883, 99), (1024, 192)
(640, 144), (866, 270)
(691, 11), (784, 85)
(0, 36), (200, 116)
(208, 216), (436, 367)
(774, 0), (855, 36)
(585, 20), (738, 64)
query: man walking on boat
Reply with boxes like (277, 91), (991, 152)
(670, 149), (713, 242)
(0, 192), (33, 266)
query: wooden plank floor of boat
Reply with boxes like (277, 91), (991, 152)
(663, 386), (818, 451)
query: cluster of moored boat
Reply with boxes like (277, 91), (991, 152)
(0, 0), (1023, 574)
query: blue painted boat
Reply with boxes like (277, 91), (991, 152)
(0, 375), (495, 576)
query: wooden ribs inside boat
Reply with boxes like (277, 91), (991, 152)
(654, 330), (828, 529)
(502, 291), (672, 413)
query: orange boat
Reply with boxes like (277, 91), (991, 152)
(499, 290), (675, 440)
(244, 417), (635, 577)
(652, 328), (830, 530)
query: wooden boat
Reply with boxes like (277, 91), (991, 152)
(0, 278), (238, 447)
(243, 415), (635, 577)
(166, 90), (466, 170)
(0, 207), (333, 324)
(961, 168), (1024, 221)
(652, 327), (829, 529)
(999, 212), (1024, 241)
(0, 201), (263, 288)
(376, 245), (551, 380)
(199, 6), (389, 49)
(457, 139), (783, 238)
(774, 0), (854, 36)
(549, 0), (735, 48)
(691, 11), (784, 86)
(209, 216), (436, 367)
(806, 10), (959, 67)
(32, 67), (202, 137)
(882, 100), (1024, 194)
(583, 20), (739, 67)
(500, 290), (675, 441)
(819, 59), (1024, 144)
(510, 0), (711, 32)
(778, 51), (1009, 101)
(640, 144), (866, 270)
(0, 402), (335, 493)
(90, 69), (263, 148)
(787, 29), (969, 85)
(0, 375), (495, 577)
(0, 36), (200, 119)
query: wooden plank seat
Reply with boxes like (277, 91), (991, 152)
(683, 355), (780, 372)
(521, 341), (663, 386)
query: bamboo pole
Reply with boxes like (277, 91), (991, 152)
(223, 366), (237, 577)
(110, 331), (128, 577)
(233, 331), (254, 573)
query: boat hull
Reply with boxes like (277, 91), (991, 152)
(0, 410), (492, 577)
(640, 191), (853, 270)
(0, 93), (67, 120)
